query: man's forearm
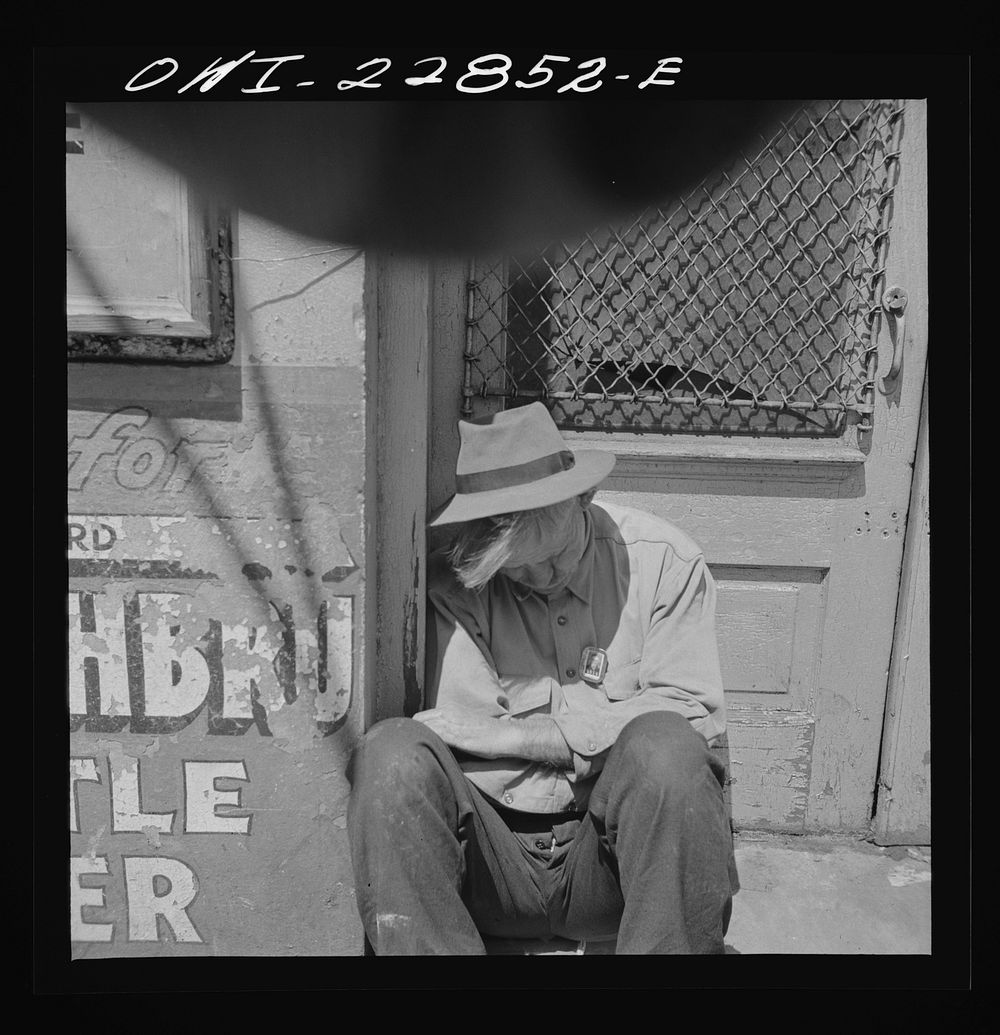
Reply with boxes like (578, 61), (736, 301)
(412, 706), (574, 767)
(500, 715), (574, 768)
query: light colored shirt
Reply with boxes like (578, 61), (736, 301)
(426, 501), (726, 813)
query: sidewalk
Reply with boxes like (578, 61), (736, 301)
(484, 832), (932, 955)
(725, 833), (931, 954)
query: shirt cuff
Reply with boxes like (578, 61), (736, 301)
(549, 712), (616, 781)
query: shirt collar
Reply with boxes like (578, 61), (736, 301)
(504, 509), (595, 605)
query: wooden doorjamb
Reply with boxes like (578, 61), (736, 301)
(365, 252), (431, 725)
(873, 369), (931, 844)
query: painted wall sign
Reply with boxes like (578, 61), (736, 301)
(68, 207), (368, 956)
(68, 410), (230, 495)
(70, 755), (252, 944)
(68, 514), (354, 736)
(68, 509), (361, 954)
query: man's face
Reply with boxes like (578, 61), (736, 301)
(500, 499), (587, 596)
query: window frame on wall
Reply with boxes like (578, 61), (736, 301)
(66, 104), (234, 365)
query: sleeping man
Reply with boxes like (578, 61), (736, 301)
(348, 402), (738, 954)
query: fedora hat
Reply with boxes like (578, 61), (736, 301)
(428, 403), (616, 527)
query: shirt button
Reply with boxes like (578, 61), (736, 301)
(557, 615), (567, 626)
(588, 742), (598, 751)
(503, 793), (514, 805)
(566, 668), (576, 678)
(534, 839), (547, 850)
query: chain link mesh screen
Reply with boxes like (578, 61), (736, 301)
(464, 99), (904, 435)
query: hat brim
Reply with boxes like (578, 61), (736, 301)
(427, 450), (616, 527)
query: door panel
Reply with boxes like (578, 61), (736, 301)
(713, 564), (827, 701)
(428, 100), (927, 833)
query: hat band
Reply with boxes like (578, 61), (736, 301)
(455, 450), (576, 494)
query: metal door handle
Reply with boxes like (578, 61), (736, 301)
(881, 286), (907, 389)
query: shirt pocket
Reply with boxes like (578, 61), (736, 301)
(600, 659), (642, 701)
(499, 676), (552, 716)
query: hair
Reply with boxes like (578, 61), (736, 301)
(448, 490), (596, 590)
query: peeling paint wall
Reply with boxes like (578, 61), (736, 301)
(68, 212), (366, 956)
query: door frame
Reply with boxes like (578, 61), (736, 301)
(873, 368), (930, 844)
(365, 251), (431, 726)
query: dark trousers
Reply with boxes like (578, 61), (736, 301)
(347, 710), (737, 954)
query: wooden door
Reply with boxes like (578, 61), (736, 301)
(428, 99), (928, 833)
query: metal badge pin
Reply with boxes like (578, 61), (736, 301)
(580, 647), (609, 685)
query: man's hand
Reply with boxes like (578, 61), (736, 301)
(413, 706), (574, 768)
(412, 707), (513, 758)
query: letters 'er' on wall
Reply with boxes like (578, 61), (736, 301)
(68, 109), (368, 955)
